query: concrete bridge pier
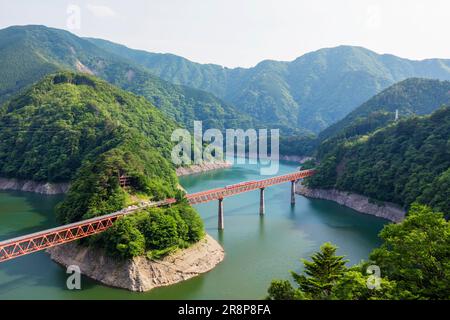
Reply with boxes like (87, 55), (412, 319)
(218, 198), (224, 230)
(291, 180), (296, 205)
(259, 188), (265, 215)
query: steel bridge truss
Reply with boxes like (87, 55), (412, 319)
(186, 170), (315, 204)
(0, 170), (315, 263)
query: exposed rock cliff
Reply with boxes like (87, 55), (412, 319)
(176, 161), (232, 176)
(279, 155), (314, 163)
(47, 234), (224, 292)
(297, 184), (405, 222)
(0, 178), (69, 195)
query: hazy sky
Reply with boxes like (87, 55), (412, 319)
(1, 0), (449, 67)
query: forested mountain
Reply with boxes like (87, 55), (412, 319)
(0, 71), (203, 257)
(0, 71), (176, 186)
(90, 38), (450, 133)
(3, 25), (450, 135)
(313, 78), (450, 159)
(0, 25), (255, 131)
(306, 107), (450, 216)
(319, 78), (450, 142)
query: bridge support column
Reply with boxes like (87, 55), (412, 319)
(291, 180), (296, 205)
(218, 198), (224, 230)
(259, 188), (265, 215)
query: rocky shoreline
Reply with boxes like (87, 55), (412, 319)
(296, 184), (405, 222)
(47, 234), (224, 292)
(176, 160), (232, 176)
(279, 155), (314, 163)
(0, 156), (307, 194)
(0, 162), (232, 195)
(246, 152), (313, 163)
(0, 177), (69, 195)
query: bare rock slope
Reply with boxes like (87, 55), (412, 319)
(0, 178), (69, 194)
(297, 185), (405, 222)
(176, 161), (231, 176)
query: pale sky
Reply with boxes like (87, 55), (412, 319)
(1, 0), (449, 68)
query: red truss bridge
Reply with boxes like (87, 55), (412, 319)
(0, 170), (315, 263)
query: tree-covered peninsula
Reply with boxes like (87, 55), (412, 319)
(0, 72), (204, 258)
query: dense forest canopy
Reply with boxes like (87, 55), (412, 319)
(278, 78), (450, 157)
(0, 25), (257, 132)
(267, 204), (450, 300)
(306, 106), (450, 216)
(319, 78), (450, 143)
(0, 72), (176, 182)
(0, 71), (204, 258)
(4, 25), (450, 147)
(91, 38), (450, 133)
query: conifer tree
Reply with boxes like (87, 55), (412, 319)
(291, 242), (348, 299)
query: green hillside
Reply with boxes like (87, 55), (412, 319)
(319, 78), (450, 142)
(90, 39), (450, 133)
(4, 25), (450, 136)
(0, 72), (203, 258)
(0, 25), (255, 131)
(306, 107), (450, 217)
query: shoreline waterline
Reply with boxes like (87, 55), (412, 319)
(47, 234), (224, 292)
(0, 160), (388, 299)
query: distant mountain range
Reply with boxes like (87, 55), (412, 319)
(2, 25), (450, 136)
(318, 78), (450, 143)
(0, 25), (256, 131)
(89, 38), (450, 133)
(279, 78), (450, 156)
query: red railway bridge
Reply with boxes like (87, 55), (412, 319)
(0, 169), (315, 263)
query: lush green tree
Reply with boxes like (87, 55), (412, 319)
(266, 243), (397, 300)
(102, 218), (145, 259)
(178, 205), (205, 242)
(291, 242), (348, 299)
(300, 159), (316, 170)
(98, 203), (206, 260)
(305, 156), (338, 189)
(369, 204), (450, 299)
(165, 207), (189, 243)
(267, 204), (449, 300)
(140, 208), (179, 250)
(266, 280), (304, 300)
(331, 268), (400, 300)
(419, 168), (450, 218)
(266, 248), (404, 300)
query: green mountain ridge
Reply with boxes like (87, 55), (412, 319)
(306, 106), (450, 216)
(89, 38), (450, 133)
(0, 25), (256, 131)
(319, 78), (450, 143)
(0, 71), (204, 258)
(0, 72), (177, 213)
(3, 25), (450, 136)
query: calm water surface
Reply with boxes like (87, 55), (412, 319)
(0, 161), (388, 299)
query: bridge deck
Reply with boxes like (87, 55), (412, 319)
(186, 170), (315, 204)
(0, 170), (315, 262)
